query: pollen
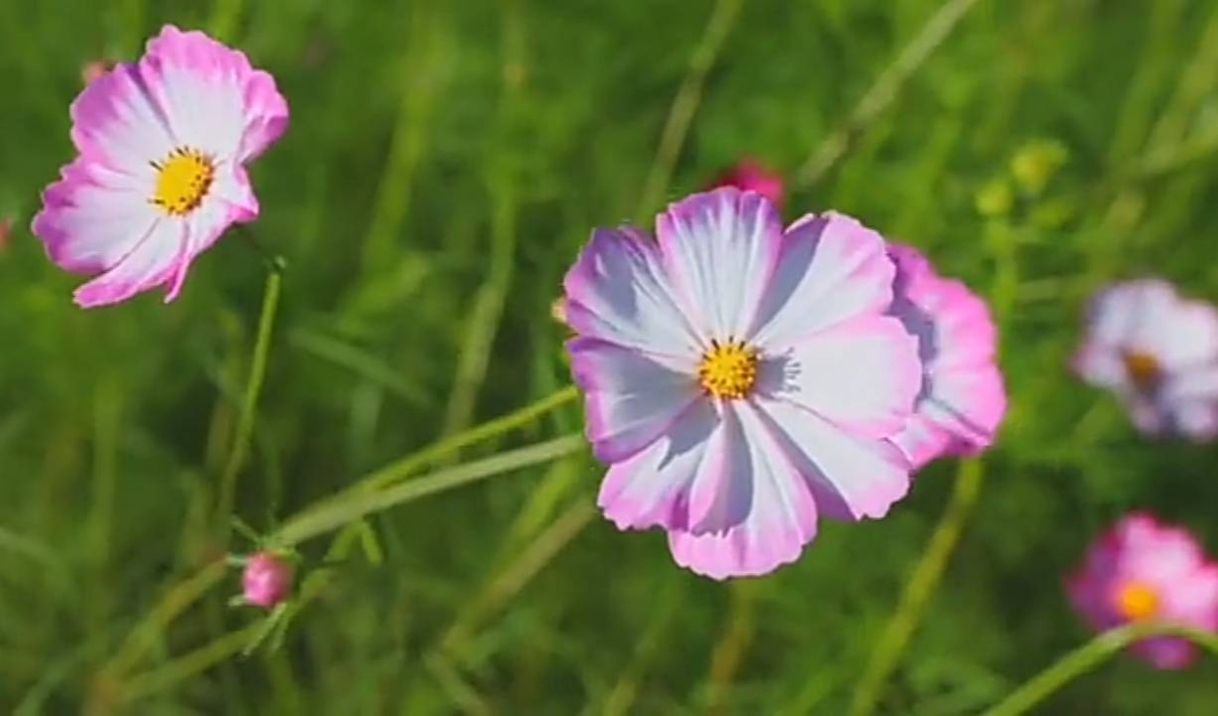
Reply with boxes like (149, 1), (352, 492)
(698, 338), (759, 400)
(1122, 350), (1162, 393)
(151, 147), (215, 216)
(1114, 580), (1160, 622)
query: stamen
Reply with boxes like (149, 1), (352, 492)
(698, 338), (759, 400)
(151, 147), (215, 216)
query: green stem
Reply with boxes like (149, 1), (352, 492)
(982, 623), (1218, 716)
(208, 0), (246, 43)
(98, 560), (228, 682)
(118, 623), (261, 703)
(436, 498), (597, 655)
(849, 458), (984, 716)
(635, 0), (743, 221)
(794, 0), (984, 188)
(349, 385), (578, 495)
(217, 267), (283, 537)
(270, 434), (586, 548)
(102, 386), (578, 696)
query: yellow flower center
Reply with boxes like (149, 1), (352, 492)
(1114, 581), (1160, 622)
(1122, 350), (1162, 393)
(698, 339), (759, 400)
(152, 148), (215, 216)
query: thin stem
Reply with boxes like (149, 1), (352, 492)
(118, 623), (261, 703)
(794, 0), (985, 188)
(982, 623), (1218, 716)
(635, 0), (743, 220)
(207, 0), (246, 43)
(97, 560), (228, 683)
(217, 267), (283, 537)
(270, 434), (586, 548)
(441, 0), (526, 438)
(704, 581), (759, 714)
(436, 498), (597, 655)
(848, 458), (984, 716)
(99, 387), (578, 691)
(348, 385), (579, 495)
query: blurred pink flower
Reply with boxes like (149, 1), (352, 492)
(1067, 513), (1218, 669)
(0, 217), (13, 250)
(32, 26), (289, 308)
(564, 187), (921, 579)
(81, 59), (112, 85)
(242, 552), (293, 608)
(709, 159), (784, 209)
(1074, 279), (1218, 440)
(887, 244), (1006, 468)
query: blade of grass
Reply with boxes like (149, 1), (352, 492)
(794, 0), (986, 188)
(848, 458), (984, 716)
(982, 623), (1218, 716)
(271, 434), (585, 548)
(635, 0), (744, 220)
(217, 266), (284, 542)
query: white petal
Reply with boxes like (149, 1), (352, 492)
(564, 227), (702, 358)
(758, 397), (911, 521)
(656, 188), (782, 339)
(750, 212), (895, 348)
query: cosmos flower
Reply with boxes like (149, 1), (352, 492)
(887, 244), (1006, 468)
(709, 159), (785, 210)
(242, 551), (293, 609)
(1067, 513), (1218, 669)
(32, 25), (289, 308)
(563, 187), (922, 579)
(1074, 279), (1218, 440)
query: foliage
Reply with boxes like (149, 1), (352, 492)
(3, 0), (1218, 713)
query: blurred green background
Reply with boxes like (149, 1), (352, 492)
(4, 0), (1218, 713)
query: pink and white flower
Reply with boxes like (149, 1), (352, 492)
(1074, 279), (1218, 440)
(32, 26), (288, 308)
(1067, 513), (1218, 669)
(887, 244), (1006, 468)
(563, 187), (922, 579)
(709, 159), (785, 210)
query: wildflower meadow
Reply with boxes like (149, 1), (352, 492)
(4, 0), (1218, 713)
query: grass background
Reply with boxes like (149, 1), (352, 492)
(3, 0), (1218, 713)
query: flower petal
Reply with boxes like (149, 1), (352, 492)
(569, 337), (701, 463)
(70, 63), (176, 175)
(750, 212), (896, 348)
(926, 364), (1007, 454)
(1086, 279), (1175, 348)
(1138, 298), (1218, 371)
(564, 227), (701, 358)
(1073, 343), (1128, 390)
(72, 220), (181, 308)
(162, 180), (249, 302)
(766, 315), (920, 439)
(32, 158), (158, 275)
(141, 25), (287, 162)
(685, 403), (751, 535)
(656, 187), (783, 339)
(597, 399), (720, 531)
(758, 397), (911, 521)
(668, 401), (817, 580)
(891, 414), (953, 471)
(889, 244), (1005, 463)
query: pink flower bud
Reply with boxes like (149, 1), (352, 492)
(242, 552), (293, 608)
(708, 159), (785, 209)
(81, 60), (112, 86)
